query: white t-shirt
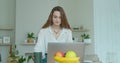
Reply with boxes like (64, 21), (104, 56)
(34, 26), (73, 58)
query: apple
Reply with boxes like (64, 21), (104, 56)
(54, 51), (64, 57)
(65, 51), (76, 58)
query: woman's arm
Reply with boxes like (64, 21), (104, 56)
(34, 29), (46, 59)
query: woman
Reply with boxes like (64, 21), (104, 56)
(34, 6), (73, 63)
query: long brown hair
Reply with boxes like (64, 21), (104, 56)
(42, 6), (71, 29)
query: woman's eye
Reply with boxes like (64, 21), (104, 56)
(54, 16), (57, 18)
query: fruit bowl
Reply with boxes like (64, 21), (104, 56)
(54, 56), (80, 63)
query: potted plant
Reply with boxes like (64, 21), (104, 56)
(27, 32), (35, 43)
(8, 44), (32, 63)
(81, 33), (91, 44)
(8, 44), (19, 63)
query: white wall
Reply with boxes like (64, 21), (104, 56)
(94, 0), (120, 63)
(0, 0), (15, 27)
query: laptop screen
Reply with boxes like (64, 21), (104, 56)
(47, 42), (85, 63)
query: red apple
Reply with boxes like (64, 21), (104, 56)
(54, 51), (64, 57)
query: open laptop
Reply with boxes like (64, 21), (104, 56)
(47, 42), (85, 63)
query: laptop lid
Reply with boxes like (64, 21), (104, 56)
(47, 42), (85, 63)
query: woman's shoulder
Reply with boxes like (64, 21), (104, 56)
(63, 28), (72, 33)
(39, 27), (49, 32)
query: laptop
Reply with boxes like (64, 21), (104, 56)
(47, 42), (85, 63)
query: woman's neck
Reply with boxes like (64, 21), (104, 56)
(51, 25), (62, 39)
(51, 25), (61, 30)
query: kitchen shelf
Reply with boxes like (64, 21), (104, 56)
(20, 43), (36, 45)
(0, 43), (11, 46)
(0, 27), (14, 30)
(72, 29), (89, 32)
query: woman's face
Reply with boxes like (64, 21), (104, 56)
(52, 11), (61, 26)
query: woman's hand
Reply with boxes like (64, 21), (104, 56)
(32, 54), (35, 61)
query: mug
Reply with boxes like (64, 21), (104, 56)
(34, 52), (42, 63)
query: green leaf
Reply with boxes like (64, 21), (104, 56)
(27, 32), (35, 38)
(81, 33), (90, 39)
